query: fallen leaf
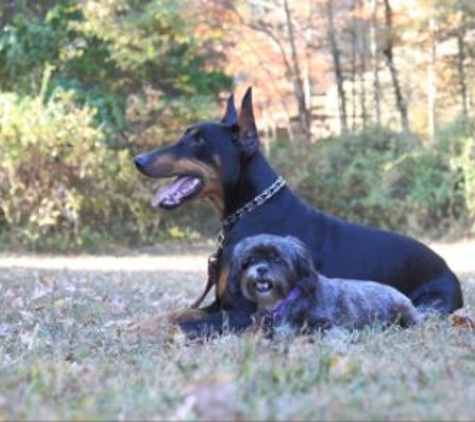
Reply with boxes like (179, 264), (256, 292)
(31, 277), (53, 301)
(173, 374), (241, 421)
(103, 319), (133, 329)
(0, 394), (7, 411)
(20, 325), (40, 350)
(104, 294), (128, 314)
(19, 310), (34, 321)
(329, 355), (355, 380)
(450, 308), (475, 330)
(11, 296), (24, 309)
(61, 318), (75, 329)
(3, 289), (14, 300)
(69, 362), (95, 382)
(0, 323), (11, 338)
(53, 297), (73, 310)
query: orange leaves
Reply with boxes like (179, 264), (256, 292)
(450, 308), (475, 330)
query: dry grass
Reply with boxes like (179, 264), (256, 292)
(0, 240), (474, 421)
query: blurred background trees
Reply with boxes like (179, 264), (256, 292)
(0, 0), (474, 250)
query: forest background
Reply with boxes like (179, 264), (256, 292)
(1, 0), (474, 251)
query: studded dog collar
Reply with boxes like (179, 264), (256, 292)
(217, 176), (286, 250)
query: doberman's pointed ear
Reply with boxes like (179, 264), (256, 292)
(221, 94), (238, 126)
(237, 87), (259, 157)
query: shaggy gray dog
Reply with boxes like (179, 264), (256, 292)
(231, 234), (420, 332)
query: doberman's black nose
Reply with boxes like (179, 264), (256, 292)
(134, 154), (148, 171)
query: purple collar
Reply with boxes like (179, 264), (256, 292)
(270, 287), (301, 322)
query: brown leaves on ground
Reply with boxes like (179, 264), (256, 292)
(450, 308), (475, 330)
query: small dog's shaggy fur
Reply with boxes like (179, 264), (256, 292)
(231, 234), (420, 332)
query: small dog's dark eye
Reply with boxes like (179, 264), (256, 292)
(242, 256), (255, 269)
(273, 256), (283, 264)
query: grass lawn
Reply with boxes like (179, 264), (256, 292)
(0, 240), (474, 421)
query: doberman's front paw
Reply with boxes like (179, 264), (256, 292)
(122, 309), (209, 343)
(122, 312), (180, 342)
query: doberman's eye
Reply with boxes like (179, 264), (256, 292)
(194, 134), (205, 146)
(184, 128), (204, 146)
(188, 130), (205, 147)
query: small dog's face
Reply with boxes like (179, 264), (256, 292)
(231, 234), (315, 311)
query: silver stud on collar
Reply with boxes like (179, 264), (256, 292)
(217, 176), (286, 250)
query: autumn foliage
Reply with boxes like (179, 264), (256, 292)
(0, 0), (474, 250)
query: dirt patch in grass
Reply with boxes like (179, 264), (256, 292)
(0, 240), (474, 420)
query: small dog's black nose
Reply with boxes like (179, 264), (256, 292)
(256, 265), (268, 277)
(134, 154), (148, 170)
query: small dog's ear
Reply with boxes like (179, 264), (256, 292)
(285, 236), (316, 278)
(221, 94), (238, 126)
(236, 87), (259, 158)
(230, 240), (245, 266)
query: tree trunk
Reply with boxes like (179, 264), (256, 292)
(456, 10), (470, 117)
(326, 0), (348, 135)
(225, 0), (312, 143)
(350, 0), (358, 131)
(427, 17), (437, 143)
(357, 0), (368, 129)
(370, 0), (382, 126)
(283, 0), (312, 142)
(382, 0), (410, 133)
(351, 11), (357, 131)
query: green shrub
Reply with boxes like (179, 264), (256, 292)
(0, 86), (222, 251)
(438, 117), (475, 232)
(0, 88), (164, 250)
(270, 126), (472, 238)
(0, 89), (104, 248)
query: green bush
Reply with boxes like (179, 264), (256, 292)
(270, 126), (472, 238)
(0, 87), (156, 250)
(0, 89), (103, 248)
(0, 86), (222, 251)
(438, 117), (475, 232)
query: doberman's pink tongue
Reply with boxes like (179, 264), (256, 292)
(152, 176), (202, 209)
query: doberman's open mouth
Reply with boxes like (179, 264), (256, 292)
(152, 176), (203, 209)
